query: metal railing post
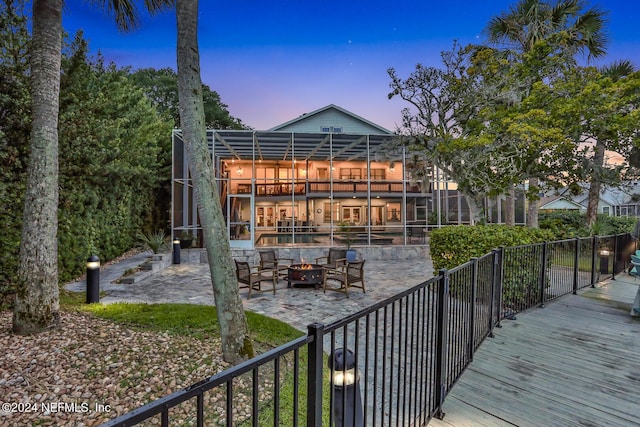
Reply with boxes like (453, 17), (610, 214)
(590, 236), (598, 287)
(488, 250), (499, 335)
(573, 237), (580, 294)
(539, 242), (547, 308)
(612, 234), (619, 280)
(468, 258), (478, 363)
(307, 323), (324, 427)
(434, 269), (449, 420)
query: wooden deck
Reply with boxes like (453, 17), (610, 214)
(428, 274), (640, 427)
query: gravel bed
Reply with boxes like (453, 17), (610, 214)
(0, 310), (230, 426)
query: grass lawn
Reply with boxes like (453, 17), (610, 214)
(59, 290), (332, 425)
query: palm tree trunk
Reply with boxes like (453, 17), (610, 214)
(176, 0), (253, 364)
(13, 0), (62, 334)
(586, 142), (606, 227)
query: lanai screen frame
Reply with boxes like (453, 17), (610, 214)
(172, 129), (436, 248)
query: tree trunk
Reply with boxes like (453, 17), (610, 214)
(505, 185), (515, 226)
(13, 0), (62, 334)
(176, 0), (253, 364)
(463, 192), (486, 225)
(586, 142), (606, 228)
(526, 177), (539, 228)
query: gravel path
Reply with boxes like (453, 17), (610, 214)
(0, 310), (228, 426)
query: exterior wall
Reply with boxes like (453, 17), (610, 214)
(540, 199), (585, 210)
(179, 246), (430, 264)
(273, 109), (389, 135)
(597, 200), (614, 215)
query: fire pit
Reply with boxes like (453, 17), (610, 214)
(287, 264), (325, 289)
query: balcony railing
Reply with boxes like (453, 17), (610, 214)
(236, 180), (422, 196)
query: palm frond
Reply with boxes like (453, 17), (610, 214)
(601, 60), (636, 81)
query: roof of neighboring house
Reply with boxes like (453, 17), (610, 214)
(539, 195), (585, 210)
(540, 182), (639, 209)
(268, 104), (394, 135)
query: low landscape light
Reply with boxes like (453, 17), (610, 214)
(86, 255), (100, 270)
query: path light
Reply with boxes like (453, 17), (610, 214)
(86, 255), (100, 304)
(328, 348), (363, 427)
(173, 238), (181, 264)
(599, 249), (610, 274)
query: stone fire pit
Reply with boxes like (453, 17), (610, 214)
(287, 264), (325, 289)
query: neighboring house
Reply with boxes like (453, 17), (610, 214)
(539, 184), (640, 217)
(539, 195), (586, 212)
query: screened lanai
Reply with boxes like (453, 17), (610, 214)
(172, 129), (478, 248)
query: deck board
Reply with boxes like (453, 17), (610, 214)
(428, 276), (640, 427)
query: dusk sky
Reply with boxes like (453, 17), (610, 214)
(63, 0), (640, 131)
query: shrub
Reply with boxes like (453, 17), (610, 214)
(430, 225), (554, 271)
(137, 230), (168, 254)
(539, 211), (636, 239)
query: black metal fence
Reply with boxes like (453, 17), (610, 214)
(101, 233), (636, 427)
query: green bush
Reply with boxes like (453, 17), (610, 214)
(137, 230), (168, 254)
(539, 211), (636, 239)
(539, 210), (587, 238)
(430, 225), (554, 271)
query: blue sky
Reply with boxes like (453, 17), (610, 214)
(63, 0), (639, 131)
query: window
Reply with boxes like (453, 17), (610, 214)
(387, 202), (401, 221)
(370, 168), (386, 180)
(340, 168), (362, 180)
(320, 126), (343, 133)
(324, 202), (339, 222)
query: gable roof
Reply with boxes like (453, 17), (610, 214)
(268, 104), (394, 135)
(539, 195), (585, 210)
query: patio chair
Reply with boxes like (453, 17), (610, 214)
(324, 260), (366, 298)
(235, 260), (276, 298)
(258, 249), (293, 279)
(315, 248), (347, 270)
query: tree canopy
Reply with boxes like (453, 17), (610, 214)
(0, 5), (244, 302)
(130, 67), (248, 129)
(389, 0), (637, 228)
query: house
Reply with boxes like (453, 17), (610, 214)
(539, 195), (587, 212)
(539, 184), (638, 217)
(172, 104), (438, 248)
(172, 104), (546, 248)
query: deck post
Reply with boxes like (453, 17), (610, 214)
(307, 323), (324, 427)
(468, 258), (478, 363)
(538, 242), (548, 308)
(434, 269), (449, 420)
(573, 237), (580, 294)
(612, 234), (619, 280)
(590, 236), (598, 287)
(488, 249), (500, 336)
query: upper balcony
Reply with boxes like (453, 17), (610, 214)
(235, 180), (425, 197)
